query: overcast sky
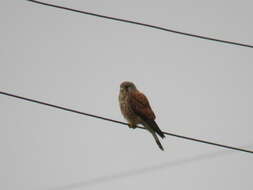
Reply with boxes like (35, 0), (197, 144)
(1, 0), (253, 190)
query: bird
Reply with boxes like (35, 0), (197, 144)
(119, 81), (165, 151)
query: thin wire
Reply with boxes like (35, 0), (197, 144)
(1, 90), (253, 154)
(50, 144), (253, 190)
(26, 0), (253, 49)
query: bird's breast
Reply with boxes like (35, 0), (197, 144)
(119, 98), (141, 125)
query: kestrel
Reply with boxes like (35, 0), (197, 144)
(119, 81), (165, 151)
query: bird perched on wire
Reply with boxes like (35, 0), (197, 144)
(119, 81), (165, 151)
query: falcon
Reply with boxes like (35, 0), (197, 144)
(119, 81), (165, 151)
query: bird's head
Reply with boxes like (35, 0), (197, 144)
(120, 81), (137, 94)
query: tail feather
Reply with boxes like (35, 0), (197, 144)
(143, 121), (165, 151)
(151, 131), (164, 151)
(147, 120), (165, 139)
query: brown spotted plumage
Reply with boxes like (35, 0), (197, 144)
(119, 81), (165, 151)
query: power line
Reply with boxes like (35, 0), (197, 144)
(26, 0), (253, 49)
(1, 90), (252, 154)
(50, 144), (253, 190)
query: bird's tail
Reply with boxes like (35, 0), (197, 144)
(146, 120), (165, 139)
(151, 132), (164, 151)
(143, 122), (165, 151)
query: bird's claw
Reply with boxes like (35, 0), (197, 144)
(128, 124), (137, 129)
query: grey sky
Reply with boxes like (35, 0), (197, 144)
(1, 0), (253, 189)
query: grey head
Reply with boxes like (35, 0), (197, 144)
(120, 81), (137, 94)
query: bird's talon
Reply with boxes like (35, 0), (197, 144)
(128, 124), (136, 129)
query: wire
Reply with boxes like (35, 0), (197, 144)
(50, 144), (253, 190)
(1, 90), (252, 154)
(26, 0), (253, 49)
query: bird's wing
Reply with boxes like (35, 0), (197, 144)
(129, 91), (165, 138)
(128, 91), (156, 121)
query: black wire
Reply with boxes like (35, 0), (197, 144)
(1, 90), (253, 154)
(50, 144), (253, 190)
(26, 0), (253, 49)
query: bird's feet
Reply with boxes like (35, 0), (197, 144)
(128, 123), (137, 129)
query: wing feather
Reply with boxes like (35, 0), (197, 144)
(128, 91), (165, 138)
(128, 91), (155, 120)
